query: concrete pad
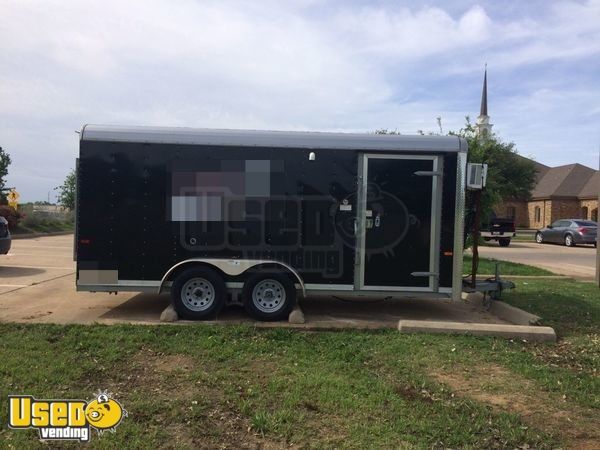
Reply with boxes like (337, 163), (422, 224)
(398, 320), (556, 342)
(298, 295), (509, 329)
(462, 291), (543, 326)
(0, 234), (554, 336)
(0, 273), (513, 328)
(1, 276), (513, 329)
(461, 291), (484, 303)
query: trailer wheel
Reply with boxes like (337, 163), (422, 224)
(243, 272), (296, 321)
(171, 267), (225, 320)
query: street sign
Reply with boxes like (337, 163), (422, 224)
(7, 189), (19, 209)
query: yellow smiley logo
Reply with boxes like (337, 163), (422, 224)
(84, 394), (125, 431)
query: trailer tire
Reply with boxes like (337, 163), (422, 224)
(243, 272), (296, 321)
(171, 267), (226, 320)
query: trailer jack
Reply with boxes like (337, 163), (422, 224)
(462, 263), (515, 308)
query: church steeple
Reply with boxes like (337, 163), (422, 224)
(476, 66), (493, 139)
(480, 69), (488, 116)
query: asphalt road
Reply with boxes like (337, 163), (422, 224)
(0, 234), (507, 326)
(480, 241), (598, 281)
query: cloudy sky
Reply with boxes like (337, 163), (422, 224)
(1, 0), (599, 202)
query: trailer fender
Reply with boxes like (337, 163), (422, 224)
(159, 259), (306, 297)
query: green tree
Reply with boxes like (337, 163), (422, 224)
(0, 146), (12, 203)
(451, 118), (537, 218)
(56, 169), (76, 210)
(375, 118), (538, 222)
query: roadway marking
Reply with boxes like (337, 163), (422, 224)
(0, 272), (75, 296)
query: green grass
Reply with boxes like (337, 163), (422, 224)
(0, 279), (598, 448)
(13, 219), (73, 234)
(500, 279), (599, 394)
(464, 255), (555, 276)
(503, 279), (599, 336)
(11, 209), (74, 234)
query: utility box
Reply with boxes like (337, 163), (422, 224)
(467, 163), (488, 190)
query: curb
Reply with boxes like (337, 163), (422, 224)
(489, 301), (541, 325)
(398, 320), (556, 342)
(11, 231), (74, 240)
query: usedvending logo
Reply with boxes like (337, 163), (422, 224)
(8, 391), (127, 442)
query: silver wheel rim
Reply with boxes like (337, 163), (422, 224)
(566, 236), (572, 246)
(536, 233), (542, 243)
(252, 279), (286, 313)
(181, 277), (215, 311)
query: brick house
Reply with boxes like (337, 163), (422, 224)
(495, 162), (598, 228)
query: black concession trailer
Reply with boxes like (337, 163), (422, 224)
(76, 125), (467, 320)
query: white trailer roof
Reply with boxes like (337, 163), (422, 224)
(80, 125), (466, 152)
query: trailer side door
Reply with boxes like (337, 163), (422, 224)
(355, 154), (442, 292)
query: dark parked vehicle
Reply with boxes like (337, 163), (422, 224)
(535, 219), (597, 247)
(0, 216), (11, 254)
(481, 216), (516, 247)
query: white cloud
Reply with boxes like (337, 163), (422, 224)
(0, 0), (599, 200)
(331, 4), (492, 59)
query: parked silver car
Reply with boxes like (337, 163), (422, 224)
(535, 219), (597, 247)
